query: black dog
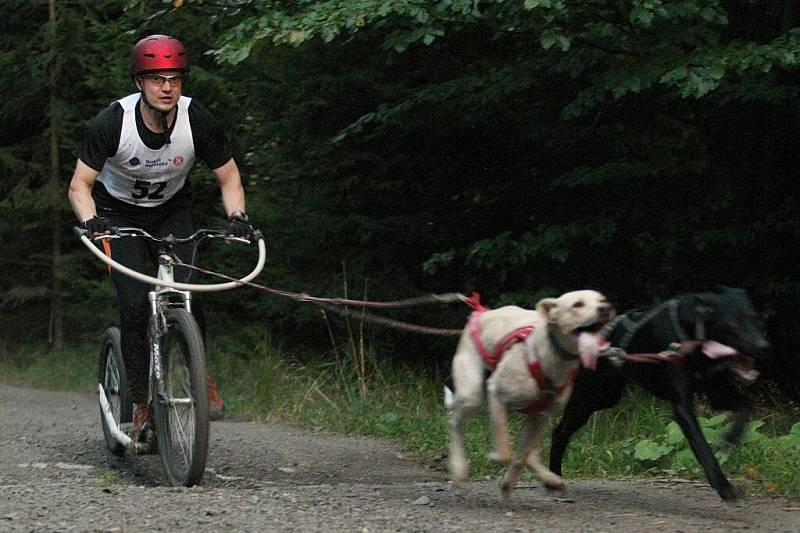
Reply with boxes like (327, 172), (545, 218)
(548, 287), (770, 500)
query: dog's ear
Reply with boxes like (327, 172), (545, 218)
(536, 298), (558, 320)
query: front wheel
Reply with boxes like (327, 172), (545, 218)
(153, 309), (209, 487)
(99, 327), (130, 457)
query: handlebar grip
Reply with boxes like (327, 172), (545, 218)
(73, 226), (88, 237)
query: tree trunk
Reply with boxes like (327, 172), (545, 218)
(775, 0), (798, 32)
(48, 0), (64, 350)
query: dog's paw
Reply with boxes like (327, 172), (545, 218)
(720, 483), (745, 501)
(500, 480), (514, 499)
(541, 474), (565, 492)
(544, 481), (566, 496)
(487, 450), (511, 464)
(500, 469), (522, 498)
(448, 460), (470, 485)
(450, 474), (470, 488)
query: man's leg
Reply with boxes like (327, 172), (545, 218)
(105, 228), (153, 420)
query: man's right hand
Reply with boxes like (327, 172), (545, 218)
(83, 215), (111, 235)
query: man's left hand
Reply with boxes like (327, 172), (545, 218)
(227, 210), (253, 239)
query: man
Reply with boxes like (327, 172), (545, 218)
(68, 34), (251, 428)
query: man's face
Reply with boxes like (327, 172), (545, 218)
(136, 70), (184, 113)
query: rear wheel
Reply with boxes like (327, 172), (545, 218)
(153, 309), (209, 487)
(98, 327), (130, 457)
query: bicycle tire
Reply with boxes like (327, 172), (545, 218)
(98, 327), (130, 457)
(152, 309), (209, 487)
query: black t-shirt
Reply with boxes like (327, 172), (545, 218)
(78, 96), (233, 214)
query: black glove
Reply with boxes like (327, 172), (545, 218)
(83, 215), (110, 235)
(227, 210), (253, 239)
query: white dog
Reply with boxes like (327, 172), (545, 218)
(445, 290), (614, 497)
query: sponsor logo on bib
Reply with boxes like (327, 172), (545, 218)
(128, 157), (140, 167)
(144, 158), (167, 169)
(173, 156), (184, 166)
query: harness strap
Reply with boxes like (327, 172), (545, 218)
(615, 351), (685, 364)
(669, 299), (690, 343)
(468, 311), (495, 367)
(468, 311), (534, 370)
(605, 299), (709, 366)
(464, 292), (487, 313)
(467, 302), (576, 414)
(518, 365), (577, 415)
(618, 300), (673, 349)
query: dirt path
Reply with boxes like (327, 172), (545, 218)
(1, 382), (798, 532)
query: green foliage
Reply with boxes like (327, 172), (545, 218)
(619, 409), (800, 495)
(208, 0), (799, 104)
(0, 0), (131, 345)
(632, 414), (745, 466)
(3, 0), (800, 396)
(776, 422), (800, 450)
(0, 342), (96, 391)
(633, 439), (673, 461)
(205, 329), (450, 456)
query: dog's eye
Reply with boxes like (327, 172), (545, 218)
(573, 301), (585, 308)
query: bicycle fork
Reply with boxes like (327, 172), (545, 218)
(148, 253), (192, 401)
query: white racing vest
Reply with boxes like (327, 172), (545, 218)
(97, 93), (196, 207)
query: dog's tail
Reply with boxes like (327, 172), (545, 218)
(443, 385), (455, 410)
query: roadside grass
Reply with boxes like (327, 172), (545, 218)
(2, 338), (798, 499)
(207, 334), (800, 499)
(0, 342), (96, 392)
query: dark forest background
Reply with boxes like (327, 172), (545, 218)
(1, 0), (799, 398)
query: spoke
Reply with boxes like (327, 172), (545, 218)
(165, 341), (195, 474)
(170, 403), (194, 470)
(106, 351), (121, 418)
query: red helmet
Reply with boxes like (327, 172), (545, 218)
(131, 34), (188, 75)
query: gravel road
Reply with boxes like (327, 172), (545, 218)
(1, 382), (798, 532)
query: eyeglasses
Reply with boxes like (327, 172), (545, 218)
(141, 73), (184, 87)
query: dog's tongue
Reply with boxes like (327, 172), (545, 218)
(580, 351), (598, 371)
(702, 340), (738, 359)
(577, 332), (609, 371)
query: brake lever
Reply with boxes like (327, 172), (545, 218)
(73, 225), (116, 242)
(224, 235), (253, 245)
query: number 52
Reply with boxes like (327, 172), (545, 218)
(132, 180), (167, 200)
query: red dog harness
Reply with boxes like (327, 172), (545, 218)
(466, 294), (576, 414)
